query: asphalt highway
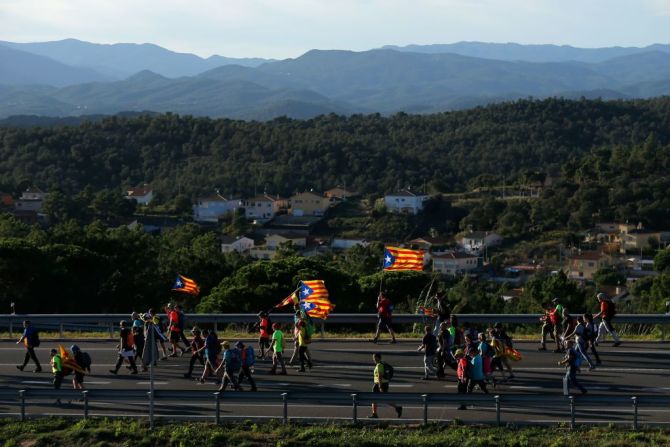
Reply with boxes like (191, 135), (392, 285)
(0, 339), (668, 424)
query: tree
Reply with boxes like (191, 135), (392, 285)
(654, 249), (670, 273)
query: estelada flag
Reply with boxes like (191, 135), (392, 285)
(275, 291), (299, 308)
(58, 345), (86, 375)
(172, 274), (200, 296)
(298, 280), (334, 320)
(383, 246), (424, 271)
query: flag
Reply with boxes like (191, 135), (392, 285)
(298, 280), (334, 319)
(275, 291), (299, 308)
(383, 246), (424, 271)
(59, 345), (86, 375)
(172, 274), (200, 296)
(418, 306), (437, 317)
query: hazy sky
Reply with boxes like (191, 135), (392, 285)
(1, 0), (669, 58)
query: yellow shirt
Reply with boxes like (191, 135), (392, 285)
(374, 362), (388, 384)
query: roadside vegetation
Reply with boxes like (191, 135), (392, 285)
(0, 418), (668, 447)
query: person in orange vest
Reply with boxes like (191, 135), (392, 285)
(371, 292), (397, 344)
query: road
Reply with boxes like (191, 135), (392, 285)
(0, 339), (668, 424)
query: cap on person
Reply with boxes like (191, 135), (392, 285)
(191, 326), (201, 333)
(119, 320), (127, 327)
(454, 349), (464, 357)
(235, 341), (244, 348)
(597, 292), (607, 300)
(167, 303), (174, 309)
(221, 340), (230, 349)
(70, 345), (80, 352)
(50, 349), (58, 355)
(272, 322), (281, 329)
(552, 297), (560, 303)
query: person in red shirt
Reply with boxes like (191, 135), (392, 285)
(164, 303), (186, 357)
(594, 292), (621, 346)
(257, 311), (273, 360)
(455, 348), (469, 410)
(371, 292), (397, 344)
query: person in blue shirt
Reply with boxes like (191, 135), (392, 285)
(196, 329), (219, 384)
(467, 347), (489, 394)
(16, 320), (42, 372)
(215, 341), (241, 391)
(559, 340), (587, 395)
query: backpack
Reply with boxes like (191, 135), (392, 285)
(177, 311), (186, 330)
(604, 301), (617, 319)
(243, 346), (256, 367)
(81, 352), (92, 369)
(382, 362), (394, 381)
(31, 330), (40, 348)
(228, 348), (242, 370)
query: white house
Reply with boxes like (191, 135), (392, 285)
(242, 194), (286, 220)
(331, 238), (369, 250)
(249, 233), (307, 260)
(459, 231), (503, 255)
(193, 193), (241, 223)
(432, 251), (479, 276)
(384, 190), (429, 215)
(14, 186), (48, 212)
(220, 236), (255, 254)
(126, 184), (154, 205)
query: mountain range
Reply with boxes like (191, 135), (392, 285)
(1, 39), (670, 120)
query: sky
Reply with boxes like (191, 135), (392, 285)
(1, 0), (670, 59)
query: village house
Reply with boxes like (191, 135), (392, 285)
(14, 187), (48, 212)
(193, 193), (241, 223)
(566, 251), (611, 281)
(220, 235), (255, 254)
(331, 237), (369, 250)
(383, 190), (429, 215)
(432, 251), (479, 276)
(241, 194), (287, 221)
(249, 233), (307, 260)
(125, 184), (153, 205)
(458, 231), (503, 255)
(289, 191), (330, 216)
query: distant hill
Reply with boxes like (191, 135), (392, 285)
(0, 39), (272, 80)
(0, 45), (111, 87)
(3, 41), (670, 120)
(381, 41), (670, 63)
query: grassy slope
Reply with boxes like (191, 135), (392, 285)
(0, 418), (668, 447)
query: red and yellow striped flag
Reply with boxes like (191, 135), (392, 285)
(299, 280), (334, 319)
(383, 246), (424, 271)
(172, 274), (200, 296)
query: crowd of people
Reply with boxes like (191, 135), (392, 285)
(14, 290), (624, 412)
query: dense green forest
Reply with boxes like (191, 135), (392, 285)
(2, 98), (670, 315)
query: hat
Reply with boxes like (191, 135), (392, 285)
(272, 322), (281, 329)
(235, 341), (244, 348)
(552, 297), (560, 303)
(191, 326), (201, 333)
(119, 320), (127, 327)
(221, 340), (230, 349)
(597, 292), (607, 300)
(454, 349), (464, 357)
(50, 349), (58, 354)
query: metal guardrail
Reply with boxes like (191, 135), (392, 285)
(1, 389), (669, 429)
(1, 313), (668, 339)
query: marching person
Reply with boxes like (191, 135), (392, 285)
(16, 320), (42, 372)
(183, 327), (205, 379)
(216, 341), (241, 392)
(258, 311), (273, 360)
(371, 292), (397, 344)
(559, 339), (587, 395)
(563, 315), (596, 371)
(550, 298), (565, 353)
(164, 303), (186, 356)
(269, 322), (287, 375)
(70, 345), (88, 390)
(434, 291), (451, 333)
(197, 329), (220, 384)
(538, 302), (555, 351)
(594, 292), (621, 346)
(368, 352), (402, 418)
(295, 320), (313, 372)
(583, 313), (602, 365)
(109, 320), (138, 375)
(236, 341), (257, 391)
(50, 348), (64, 404)
(417, 325), (438, 380)
(455, 348), (469, 410)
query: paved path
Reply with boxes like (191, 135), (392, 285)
(0, 339), (668, 424)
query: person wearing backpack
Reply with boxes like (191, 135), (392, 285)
(417, 325), (438, 380)
(563, 316), (596, 371)
(16, 320), (42, 373)
(559, 339), (587, 395)
(235, 341), (257, 391)
(454, 348), (469, 410)
(258, 311), (273, 360)
(594, 292), (621, 346)
(216, 341), (241, 391)
(70, 345), (89, 390)
(368, 352), (402, 418)
(109, 320), (138, 375)
(176, 305), (190, 350)
(583, 313), (602, 365)
(371, 292), (397, 344)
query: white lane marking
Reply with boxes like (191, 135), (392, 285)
(389, 384), (414, 388)
(136, 381), (169, 385)
(509, 386), (544, 390)
(20, 380), (51, 385)
(317, 383), (352, 387)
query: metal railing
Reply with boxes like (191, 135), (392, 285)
(2, 313), (668, 339)
(2, 389), (669, 429)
